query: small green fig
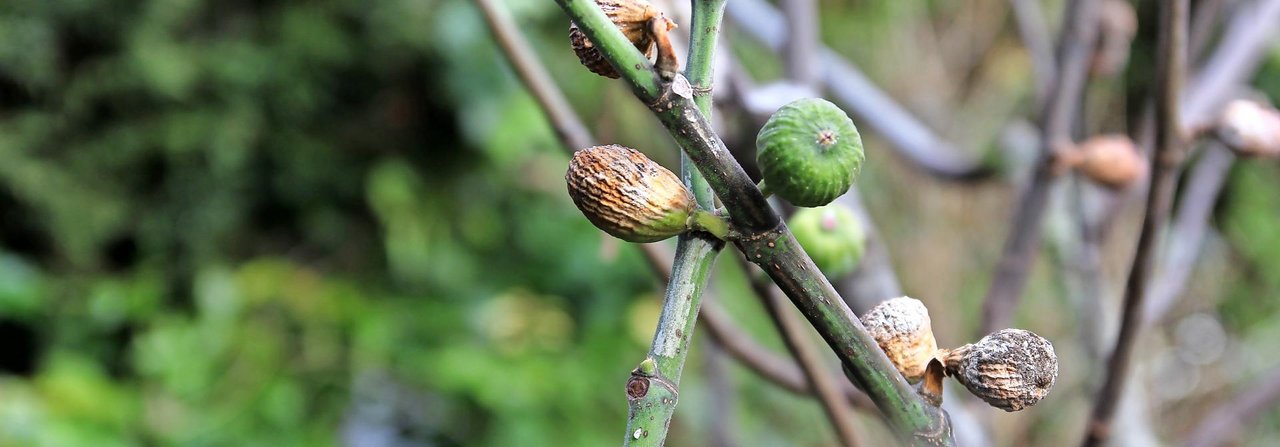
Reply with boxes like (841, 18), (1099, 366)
(788, 204), (865, 278)
(756, 98), (864, 207)
(566, 145), (727, 242)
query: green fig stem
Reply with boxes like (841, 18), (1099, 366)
(621, 1), (727, 445)
(688, 209), (731, 240)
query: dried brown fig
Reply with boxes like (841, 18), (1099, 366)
(1072, 134), (1147, 189)
(1216, 99), (1280, 158)
(568, 0), (675, 79)
(940, 328), (1058, 412)
(566, 145), (728, 242)
(860, 297), (938, 383)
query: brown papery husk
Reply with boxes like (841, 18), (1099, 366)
(568, 0), (671, 78)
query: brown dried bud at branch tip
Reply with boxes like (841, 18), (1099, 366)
(940, 328), (1058, 412)
(568, 0), (675, 79)
(860, 297), (938, 383)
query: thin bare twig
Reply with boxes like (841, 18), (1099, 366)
(1144, 143), (1235, 324)
(1187, 0), (1228, 62)
(834, 191), (904, 314)
(475, 0), (593, 150)
(1183, 365), (1280, 447)
(725, 0), (990, 180)
(780, 0), (820, 87)
(1008, 0), (1057, 101)
(1181, 0), (1280, 129)
(1082, 0), (1188, 444)
(746, 260), (863, 447)
(701, 340), (738, 447)
(698, 299), (877, 411)
(1088, 0), (1280, 326)
(980, 0), (1104, 335)
(1063, 0), (1235, 363)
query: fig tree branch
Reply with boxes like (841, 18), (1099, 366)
(979, 0), (1102, 335)
(745, 258), (862, 447)
(1144, 143), (1234, 325)
(622, 0), (729, 443)
(474, 0), (592, 150)
(1007, 0), (1056, 101)
(1081, 0), (1188, 444)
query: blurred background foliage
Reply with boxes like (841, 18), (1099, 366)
(0, 0), (1278, 445)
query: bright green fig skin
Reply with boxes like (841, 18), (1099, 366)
(756, 98), (864, 207)
(788, 204), (866, 278)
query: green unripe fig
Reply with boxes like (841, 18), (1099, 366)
(566, 145), (728, 242)
(788, 204), (865, 278)
(756, 98), (864, 207)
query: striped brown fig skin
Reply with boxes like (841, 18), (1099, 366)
(566, 145), (696, 243)
(568, 0), (664, 78)
(941, 329), (1058, 412)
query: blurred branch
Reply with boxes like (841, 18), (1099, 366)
(979, 0), (1103, 335)
(1064, 0), (1234, 363)
(625, 234), (722, 446)
(1187, 0), (1227, 61)
(475, 0), (592, 150)
(725, 0), (991, 180)
(698, 299), (877, 410)
(1144, 143), (1235, 324)
(701, 341), (738, 447)
(780, 0), (820, 87)
(1079, 0), (1279, 325)
(1082, 0), (1188, 444)
(1008, 0), (1057, 101)
(834, 191), (903, 314)
(1183, 366), (1280, 447)
(1180, 0), (1280, 128)
(745, 259), (863, 447)
(1064, 178), (1109, 360)
(1122, 0), (1280, 324)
